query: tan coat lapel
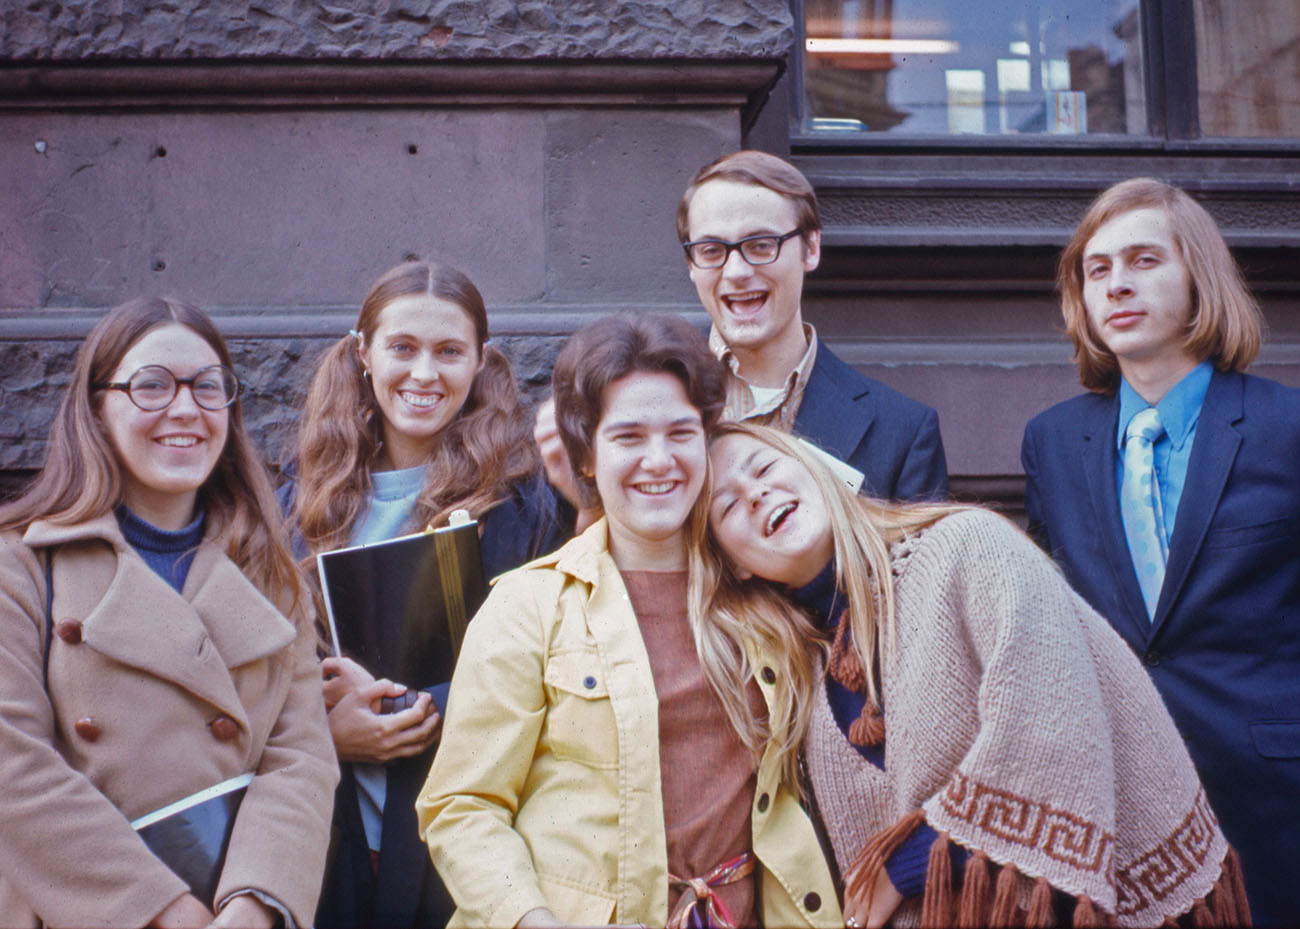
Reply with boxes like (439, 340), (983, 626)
(25, 515), (293, 725)
(184, 541), (295, 668)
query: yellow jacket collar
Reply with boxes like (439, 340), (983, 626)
(522, 517), (611, 586)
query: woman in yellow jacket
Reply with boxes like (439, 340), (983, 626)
(417, 314), (839, 929)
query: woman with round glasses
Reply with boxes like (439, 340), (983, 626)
(0, 297), (337, 928)
(286, 260), (567, 929)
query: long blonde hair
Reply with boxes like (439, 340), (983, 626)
(1059, 177), (1264, 393)
(690, 422), (965, 786)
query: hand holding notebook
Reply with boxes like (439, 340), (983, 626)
(316, 515), (487, 690)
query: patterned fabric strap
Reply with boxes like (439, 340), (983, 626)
(666, 852), (756, 929)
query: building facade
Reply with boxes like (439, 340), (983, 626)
(3, 0), (1297, 509)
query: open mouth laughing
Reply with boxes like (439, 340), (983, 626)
(722, 290), (768, 317)
(764, 500), (796, 537)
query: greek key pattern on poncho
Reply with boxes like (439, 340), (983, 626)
(938, 772), (1114, 877)
(803, 509), (1247, 928)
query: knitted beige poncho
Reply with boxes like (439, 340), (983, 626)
(804, 509), (1247, 928)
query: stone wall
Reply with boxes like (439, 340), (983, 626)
(1, 0), (787, 487)
(2, 0), (792, 61)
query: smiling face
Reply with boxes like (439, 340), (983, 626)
(359, 295), (483, 470)
(591, 371), (707, 570)
(686, 179), (820, 369)
(708, 432), (834, 587)
(97, 323), (229, 530)
(1082, 207), (1200, 388)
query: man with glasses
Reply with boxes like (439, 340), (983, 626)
(677, 150), (947, 501)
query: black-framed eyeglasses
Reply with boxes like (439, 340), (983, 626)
(95, 364), (240, 412)
(682, 229), (803, 269)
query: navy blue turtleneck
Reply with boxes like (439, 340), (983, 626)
(115, 505), (205, 594)
(791, 559), (885, 770)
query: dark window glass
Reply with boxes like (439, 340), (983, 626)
(802, 0), (1144, 136)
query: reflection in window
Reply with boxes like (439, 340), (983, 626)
(802, 0), (1144, 136)
(1196, 2), (1300, 138)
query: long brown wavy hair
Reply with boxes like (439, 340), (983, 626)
(291, 261), (539, 555)
(690, 422), (965, 789)
(0, 297), (307, 618)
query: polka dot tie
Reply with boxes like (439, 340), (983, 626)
(1121, 407), (1168, 619)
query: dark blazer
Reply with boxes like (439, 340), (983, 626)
(282, 473), (569, 929)
(1021, 369), (1300, 927)
(793, 342), (949, 501)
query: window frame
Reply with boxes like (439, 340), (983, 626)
(788, 0), (1300, 153)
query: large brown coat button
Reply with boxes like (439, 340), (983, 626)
(55, 619), (83, 644)
(210, 715), (239, 741)
(74, 718), (100, 741)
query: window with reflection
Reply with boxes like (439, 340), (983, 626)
(801, 0), (1143, 136)
(1195, 2), (1300, 138)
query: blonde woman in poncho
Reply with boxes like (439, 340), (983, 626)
(692, 421), (1249, 928)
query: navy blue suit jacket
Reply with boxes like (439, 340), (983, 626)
(1022, 369), (1300, 927)
(794, 342), (948, 501)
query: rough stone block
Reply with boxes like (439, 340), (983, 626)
(1, 1), (793, 61)
(1, 110), (550, 309)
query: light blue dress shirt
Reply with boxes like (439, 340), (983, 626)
(1115, 360), (1213, 544)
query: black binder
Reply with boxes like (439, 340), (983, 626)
(132, 772), (252, 905)
(316, 521), (486, 689)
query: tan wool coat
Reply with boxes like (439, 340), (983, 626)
(0, 513), (339, 928)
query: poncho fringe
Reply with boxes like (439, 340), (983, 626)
(844, 801), (1251, 926)
(809, 511), (1250, 929)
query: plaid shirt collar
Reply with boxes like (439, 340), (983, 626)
(708, 322), (818, 430)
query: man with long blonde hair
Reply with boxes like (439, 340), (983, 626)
(1022, 177), (1300, 926)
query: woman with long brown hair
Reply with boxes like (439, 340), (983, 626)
(286, 260), (566, 928)
(694, 422), (1250, 928)
(0, 297), (337, 928)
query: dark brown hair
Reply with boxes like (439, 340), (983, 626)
(0, 297), (306, 617)
(292, 261), (539, 555)
(676, 149), (822, 243)
(551, 314), (724, 506)
(1059, 177), (1263, 393)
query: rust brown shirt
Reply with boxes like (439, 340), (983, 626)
(621, 569), (761, 927)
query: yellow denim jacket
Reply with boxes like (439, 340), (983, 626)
(417, 520), (841, 928)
